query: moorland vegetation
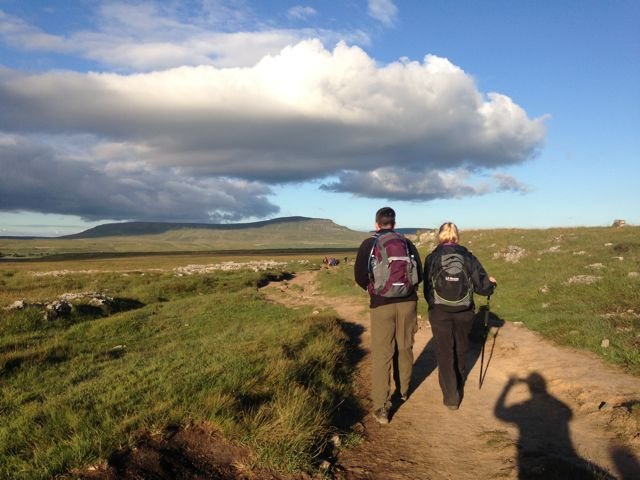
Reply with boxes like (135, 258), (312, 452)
(0, 254), (358, 479)
(1, 224), (639, 478)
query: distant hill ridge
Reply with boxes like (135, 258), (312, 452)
(0, 218), (432, 257)
(63, 216), (327, 239)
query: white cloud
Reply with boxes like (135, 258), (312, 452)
(0, 41), (545, 176)
(0, 40), (545, 220)
(287, 5), (317, 21)
(0, 9), (71, 51)
(368, 0), (398, 27)
(0, 4), (368, 70)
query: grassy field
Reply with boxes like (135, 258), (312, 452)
(317, 226), (640, 375)
(0, 254), (358, 479)
(2, 225), (638, 478)
(0, 219), (368, 258)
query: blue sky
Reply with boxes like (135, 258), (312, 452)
(0, 0), (638, 236)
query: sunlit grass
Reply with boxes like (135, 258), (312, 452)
(0, 264), (356, 479)
(316, 227), (640, 374)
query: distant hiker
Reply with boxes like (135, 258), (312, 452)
(354, 207), (422, 424)
(424, 222), (496, 410)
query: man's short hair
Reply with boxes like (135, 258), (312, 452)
(375, 207), (396, 227)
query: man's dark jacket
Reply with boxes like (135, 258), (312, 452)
(423, 243), (495, 312)
(354, 229), (423, 308)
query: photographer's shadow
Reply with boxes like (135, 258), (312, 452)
(494, 372), (615, 479)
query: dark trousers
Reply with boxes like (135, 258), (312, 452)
(429, 307), (475, 406)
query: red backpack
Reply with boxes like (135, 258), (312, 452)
(368, 232), (419, 297)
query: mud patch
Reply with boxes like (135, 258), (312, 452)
(74, 423), (300, 480)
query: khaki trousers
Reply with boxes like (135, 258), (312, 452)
(370, 301), (418, 410)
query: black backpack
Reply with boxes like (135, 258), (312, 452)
(431, 248), (473, 308)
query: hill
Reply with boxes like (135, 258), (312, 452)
(0, 217), (369, 258)
(61, 216), (317, 239)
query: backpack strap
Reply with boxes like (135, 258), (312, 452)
(367, 232), (382, 277)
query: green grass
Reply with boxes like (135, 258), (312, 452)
(0, 261), (356, 479)
(463, 226), (640, 374)
(2, 225), (638, 477)
(316, 227), (640, 375)
(0, 219), (367, 258)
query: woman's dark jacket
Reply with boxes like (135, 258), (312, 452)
(424, 243), (495, 312)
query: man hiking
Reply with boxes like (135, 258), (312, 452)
(424, 222), (496, 410)
(354, 207), (422, 424)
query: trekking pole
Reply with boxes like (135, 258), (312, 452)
(479, 294), (491, 390)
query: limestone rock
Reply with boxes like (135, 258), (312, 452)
(4, 300), (25, 311)
(418, 230), (436, 243)
(175, 260), (287, 275)
(45, 300), (72, 320)
(493, 245), (527, 263)
(585, 263), (605, 270)
(567, 275), (602, 285)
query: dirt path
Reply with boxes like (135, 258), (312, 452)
(263, 270), (640, 480)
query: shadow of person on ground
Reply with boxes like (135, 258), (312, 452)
(404, 306), (505, 409)
(610, 444), (640, 480)
(331, 320), (368, 431)
(406, 336), (437, 398)
(388, 335), (436, 418)
(494, 372), (616, 479)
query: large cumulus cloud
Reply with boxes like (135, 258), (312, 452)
(0, 134), (278, 222)
(0, 40), (546, 220)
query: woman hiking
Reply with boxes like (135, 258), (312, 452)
(424, 222), (496, 409)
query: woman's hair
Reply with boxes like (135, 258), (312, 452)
(437, 222), (460, 244)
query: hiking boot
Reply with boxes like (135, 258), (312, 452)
(372, 407), (389, 424)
